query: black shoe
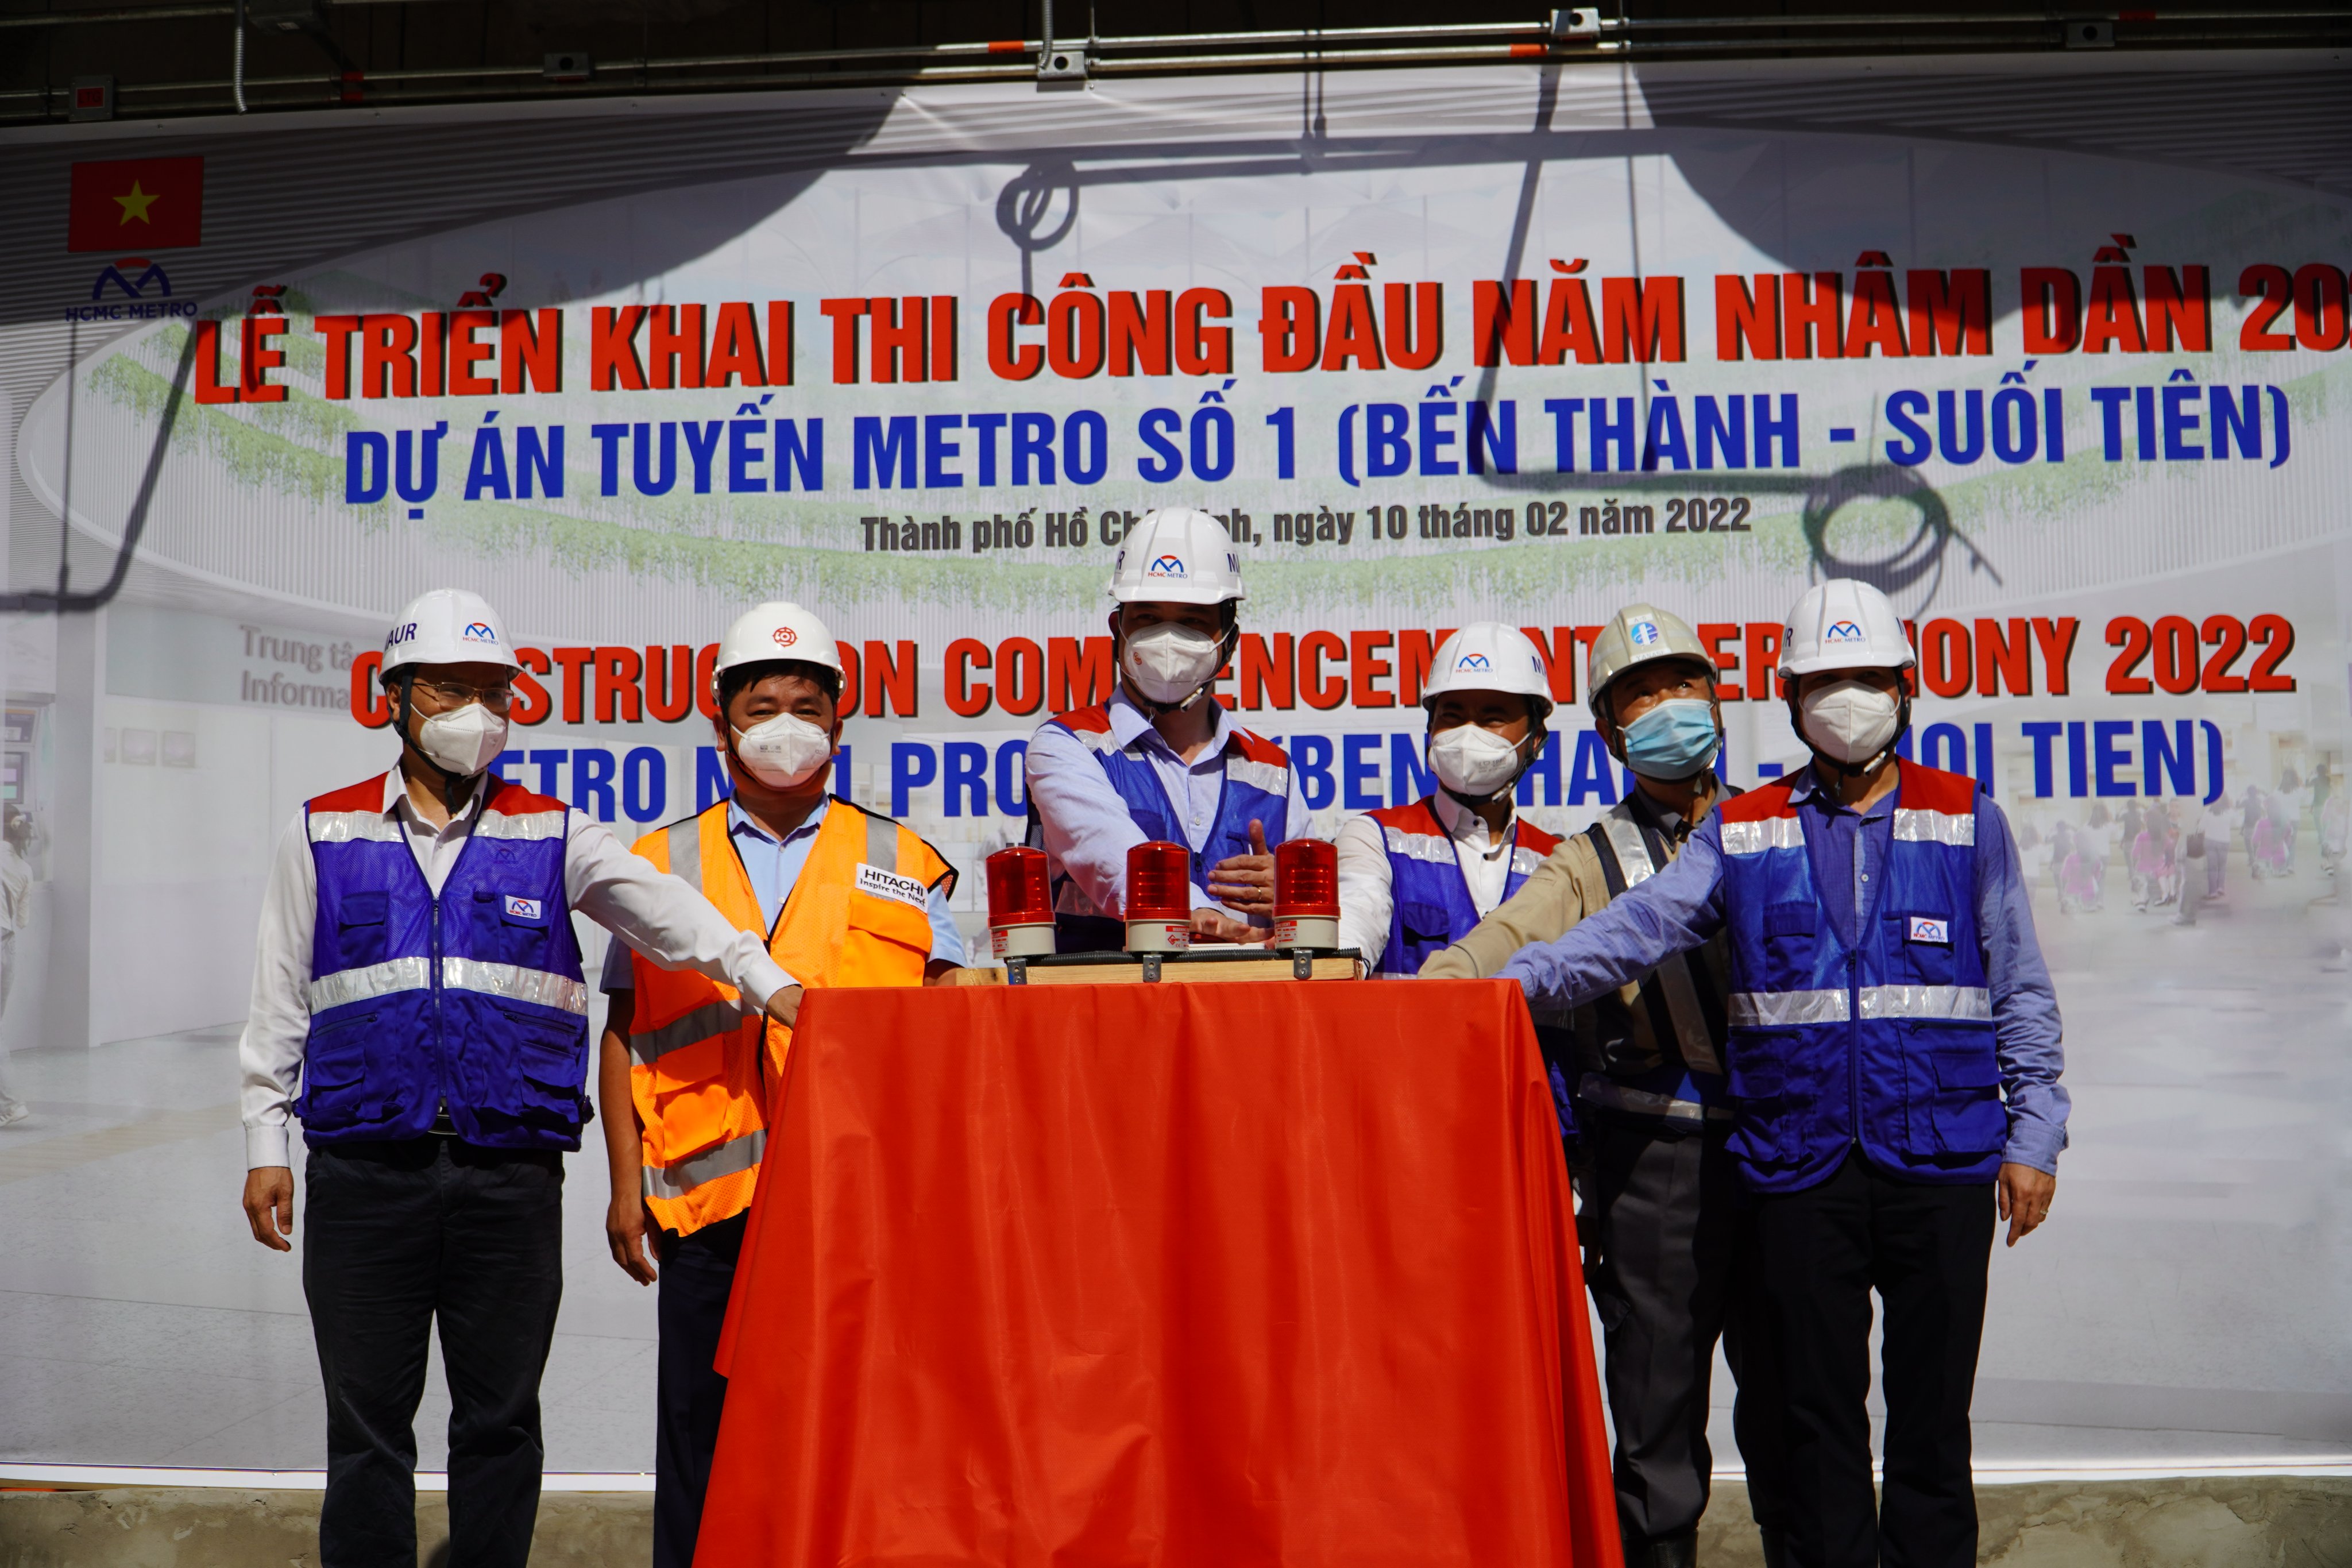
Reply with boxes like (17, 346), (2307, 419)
(1758, 1526), (1789, 1568)
(1625, 1530), (1698, 1568)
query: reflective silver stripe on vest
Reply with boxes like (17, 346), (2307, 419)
(642, 1129), (767, 1200)
(1859, 984), (1992, 1021)
(1579, 1072), (1733, 1124)
(1064, 721), (1120, 755)
(665, 817), (704, 894)
(1600, 812), (1658, 885)
(1728, 987), (1851, 1026)
(864, 809), (897, 874)
(1891, 808), (1976, 847)
(1381, 824), (1457, 864)
(1599, 808), (1723, 1074)
(1721, 816), (1805, 856)
(442, 957), (590, 1015)
(629, 999), (750, 1065)
(475, 809), (567, 841)
(1509, 845), (1547, 878)
(308, 955), (432, 1012)
(308, 810), (403, 844)
(1227, 758), (1289, 797)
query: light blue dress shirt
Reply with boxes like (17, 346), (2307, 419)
(1024, 689), (1315, 922)
(1496, 765), (2069, 1173)
(601, 797), (964, 991)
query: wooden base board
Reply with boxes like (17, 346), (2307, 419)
(944, 955), (1365, 986)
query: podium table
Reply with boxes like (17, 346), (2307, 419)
(696, 977), (1621, 1568)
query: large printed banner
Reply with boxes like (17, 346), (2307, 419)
(9, 64), (2352, 1461)
(24, 77), (2346, 899)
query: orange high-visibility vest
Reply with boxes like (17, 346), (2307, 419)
(627, 797), (955, 1237)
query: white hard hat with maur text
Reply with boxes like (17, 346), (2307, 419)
(1778, 579), (1916, 678)
(715, 602), (843, 683)
(1107, 508), (1246, 605)
(1421, 623), (1554, 721)
(381, 588), (521, 673)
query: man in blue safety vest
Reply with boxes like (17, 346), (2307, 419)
(1493, 579), (2068, 1568)
(1335, 623), (1563, 976)
(237, 589), (804, 1568)
(1024, 507), (1310, 947)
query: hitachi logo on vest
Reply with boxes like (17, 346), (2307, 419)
(857, 862), (929, 908)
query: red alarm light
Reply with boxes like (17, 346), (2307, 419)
(1273, 837), (1339, 917)
(1124, 840), (1192, 953)
(984, 845), (1056, 960)
(1273, 837), (1341, 951)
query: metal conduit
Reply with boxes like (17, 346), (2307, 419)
(1, 7), (2345, 120)
(2, 3), (2346, 28)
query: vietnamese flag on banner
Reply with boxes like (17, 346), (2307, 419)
(67, 157), (204, 252)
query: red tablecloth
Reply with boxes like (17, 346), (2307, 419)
(696, 978), (1620, 1568)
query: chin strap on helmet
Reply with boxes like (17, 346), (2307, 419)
(1115, 612), (1241, 719)
(391, 668), (483, 793)
(1435, 719), (1550, 813)
(1786, 691), (1911, 783)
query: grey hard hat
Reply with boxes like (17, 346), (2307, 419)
(1585, 603), (1717, 720)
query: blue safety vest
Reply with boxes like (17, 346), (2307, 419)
(295, 773), (589, 1150)
(1033, 704), (1295, 951)
(1716, 760), (2004, 1192)
(1365, 796), (1559, 976)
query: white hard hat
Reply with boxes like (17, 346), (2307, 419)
(1108, 508), (1246, 605)
(1586, 603), (1715, 720)
(1778, 579), (1915, 678)
(1422, 623), (1554, 721)
(381, 588), (521, 673)
(714, 601), (843, 688)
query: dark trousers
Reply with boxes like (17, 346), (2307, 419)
(1581, 1117), (1778, 1547)
(1749, 1149), (1992, 1568)
(303, 1138), (565, 1568)
(654, 1211), (748, 1568)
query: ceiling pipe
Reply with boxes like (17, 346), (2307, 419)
(2, 9), (2345, 121)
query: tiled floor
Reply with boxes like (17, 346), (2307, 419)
(2, 856), (2346, 1472)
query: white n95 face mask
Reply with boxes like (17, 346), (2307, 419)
(1122, 623), (1223, 705)
(1430, 724), (1525, 799)
(732, 712), (834, 789)
(415, 703), (508, 777)
(1800, 678), (1904, 764)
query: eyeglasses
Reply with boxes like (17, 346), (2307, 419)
(411, 678), (514, 712)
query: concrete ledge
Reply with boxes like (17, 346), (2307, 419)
(3, 1477), (2346, 1566)
(0, 1489), (648, 1568)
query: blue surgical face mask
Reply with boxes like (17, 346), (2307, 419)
(1619, 698), (1721, 781)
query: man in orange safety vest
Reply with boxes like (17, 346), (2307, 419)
(594, 601), (963, 1568)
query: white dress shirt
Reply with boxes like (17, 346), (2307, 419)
(238, 770), (793, 1168)
(1335, 791), (1521, 965)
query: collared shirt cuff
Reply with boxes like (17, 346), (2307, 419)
(2001, 1124), (2066, 1175)
(246, 1124), (291, 1169)
(1497, 957), (1539, 999)
(737, 953), (794, 1011)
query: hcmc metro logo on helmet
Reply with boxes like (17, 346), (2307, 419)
(1148, 554), (1186, 578)
(1825, 620), (1866, 643)
(460, 621), (499, 644)
(773, 627), (798, 648)
(1455, 652), (1492, 672)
